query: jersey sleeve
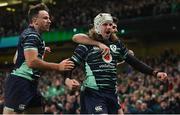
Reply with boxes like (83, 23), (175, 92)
(71, 44), (89, 65)
(116, 39), (129, 61)
(22, 34), (40, 51)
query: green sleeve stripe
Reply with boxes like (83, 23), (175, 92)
(24, 47), (38, 51)
(72, 56), (81, 64)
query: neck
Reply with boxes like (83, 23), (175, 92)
(102, 35), (109, 40)
(97, 35), (110, 44)
(29, 23), (42, 34)
(34, 25), (42, 34)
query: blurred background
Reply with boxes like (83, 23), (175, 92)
(0, 0), (180, 114)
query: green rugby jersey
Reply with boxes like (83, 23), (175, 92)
(11, 26), (45, 81)
(71, 39), (128, 91)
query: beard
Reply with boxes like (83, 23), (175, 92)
(101, 31), (111, 39)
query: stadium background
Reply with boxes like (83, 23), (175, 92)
(0, 0), (180, 114)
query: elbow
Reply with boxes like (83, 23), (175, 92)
(72, 33), (87, 42)
(72, 34), (79, 42)
(72, 36), (76, 42)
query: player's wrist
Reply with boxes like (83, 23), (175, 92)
(55, 63), (61, 71)
(152, 70), (159, 77)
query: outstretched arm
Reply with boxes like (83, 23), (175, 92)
(125, 54), (167, 81)
(117, 50), (134, 65)
(73, 33), (110, 55)
(24, 49), (74, 71)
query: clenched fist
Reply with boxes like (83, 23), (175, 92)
(65, 78), (80, 90)
(156, 72), (168, 81)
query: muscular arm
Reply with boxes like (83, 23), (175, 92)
(73, 33), (100, 46)
(73, 33), (109, 54)
(24, 49), (74, 71)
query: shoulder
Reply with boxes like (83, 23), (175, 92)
(20, 27), (40, 41)
(20, 28), (41, 41)
(115, 39), (125, 47)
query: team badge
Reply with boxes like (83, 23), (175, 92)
(110, 44), (117, 53)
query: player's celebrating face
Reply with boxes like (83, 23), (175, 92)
(33, 10), (51, 33)
(100, 22), (113, 39)
(94, 13), (113, 39)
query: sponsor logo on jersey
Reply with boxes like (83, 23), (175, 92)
(102, 53), (112, 63)
(99, 64), (115, 68)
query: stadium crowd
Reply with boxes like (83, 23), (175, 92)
(0, 0), (180, 114)
(0, 0), (180, 37)
(0, 48), (179, 114)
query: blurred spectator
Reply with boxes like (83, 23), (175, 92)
(0, 0), (179, 37)
(0, 49), (179, 114)
(0, 1), (180, 110)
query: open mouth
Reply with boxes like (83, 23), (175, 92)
(106, 31), (111, 34)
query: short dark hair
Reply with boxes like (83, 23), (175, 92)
(28, 3), (49, 22)
(113, 16), (119, 25)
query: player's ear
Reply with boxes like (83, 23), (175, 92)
(32, 17), (38, 25)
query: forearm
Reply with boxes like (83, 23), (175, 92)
(27, 58), (59, 71)
(125, 54), (156, 76)
(73, 33), (100, 46)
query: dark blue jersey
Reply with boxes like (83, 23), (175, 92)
(11, 26), (45, 80)
(71, 39), (128, 91)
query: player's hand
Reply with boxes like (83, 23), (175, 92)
(42, 47), (51, 59)
(58, 59), (74, 71)
(157, 72), (168, 81)
(97, 42), (110, 55)
(45, 47), (51, 53)
(65, 78), (80, 90)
